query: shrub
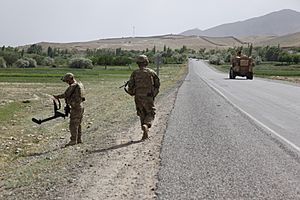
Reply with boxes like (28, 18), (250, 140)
(15, 58), (37, 68)
(15, 59), (30, 68)
(209, 55), (224, 65)
(69, 57), (93, 69)
(25, 57), (37, 68)
(54, 56), (68, 66)
(0, 57), (7, 68)
(43, 57), (55, 66)
(254, 56), (262, 65)
(28, 54), (45, 65)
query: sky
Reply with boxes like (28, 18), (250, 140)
(0, 0), (300, 47)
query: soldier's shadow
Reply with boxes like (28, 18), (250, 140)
(24, 147), (63, 157)
(24, 140), (143, 157)
(87, 140), (143, 154)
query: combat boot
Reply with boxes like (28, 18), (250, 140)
(77, 126), (82, 144)
(77, 134), (82, 144)
(141, 124), (149, 140)
(65, 140), (77, 147)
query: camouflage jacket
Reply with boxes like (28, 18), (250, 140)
(128, 68), (160, 97)
(56, 81), (85, 107)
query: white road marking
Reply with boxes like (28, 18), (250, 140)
(200, 74), (300, 153)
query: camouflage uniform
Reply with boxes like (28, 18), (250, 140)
(54, 73), (85, 146)
(127, 55), (160, 140)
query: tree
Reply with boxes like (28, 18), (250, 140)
(43, 57), (55, 66)
(209, 54), (224, 65)
(28, 54), (44, 65)
(25, 57), (37, 67)
(69, 57), (93, 69)
(2, 51), (20, 66)
(278, 51), (292, 64)
(47, 46), (54, 58)
(265, 46), (281, 61)
(116, 48), (122, 56)
(15, 59), (30, 68)
(0, 57), (7, 68)
(254, 56), (262, 65)
(152, 46), (156, 54)
(27, 44), (43, 55)
(179, 45), (187, 53)
(292, 54), (300, 64)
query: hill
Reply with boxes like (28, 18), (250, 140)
(33, 32), (300, 52)
(181, 9), (300, 37)
(253, 32), (300, 47)
(36, 34), (247, 52)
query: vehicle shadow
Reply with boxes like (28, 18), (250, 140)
(224, 77), (248, 80)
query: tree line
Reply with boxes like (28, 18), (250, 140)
(1, 43), (299, 69)
(0, 44), (189, 69)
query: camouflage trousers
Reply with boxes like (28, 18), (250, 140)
(134, 96), (156, 129)
(69, 105), (84, 143)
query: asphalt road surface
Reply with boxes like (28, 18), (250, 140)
(156, 59), (300, 199)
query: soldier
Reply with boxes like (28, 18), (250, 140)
(53, 73), (85, 147)
(127, 55), (160, 140)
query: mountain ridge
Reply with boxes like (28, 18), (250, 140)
(181, 9), (300, 37)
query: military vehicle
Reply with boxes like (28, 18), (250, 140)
(229, 55), (254, 79)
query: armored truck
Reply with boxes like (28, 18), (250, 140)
(229, 55), (254, 80)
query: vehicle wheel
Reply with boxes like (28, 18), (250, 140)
(247, 72), (253, 80)
(229, 68), (235, 79)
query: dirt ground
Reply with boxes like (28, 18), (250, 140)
(57, 88), (179, 200)
(0, 73), (184, 200)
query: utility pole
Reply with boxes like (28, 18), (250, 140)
(132, 26), (135, 38)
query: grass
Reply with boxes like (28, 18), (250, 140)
(0, 101), (24, 123)
(0, 65), (133, 82)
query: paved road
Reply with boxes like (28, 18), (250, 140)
(156, 59), (300, 199)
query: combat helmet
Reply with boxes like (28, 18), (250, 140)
(136, 55), (149, 66)
(61, 72), (74, 82)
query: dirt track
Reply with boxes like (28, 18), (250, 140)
(27, 80), (180, 200)
(57, 88), (178, 200)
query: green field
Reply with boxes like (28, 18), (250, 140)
(0, 64), (185, 128)
(0, 65), (134, 82)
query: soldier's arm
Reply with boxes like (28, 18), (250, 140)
(125, 72), (136, 96)
(127, 72), (135, 89)
(54, 93), (65, 99)
(54, 85), (75, 99)
(152, 71), (160, 89)
(151, 70), (160, 98)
